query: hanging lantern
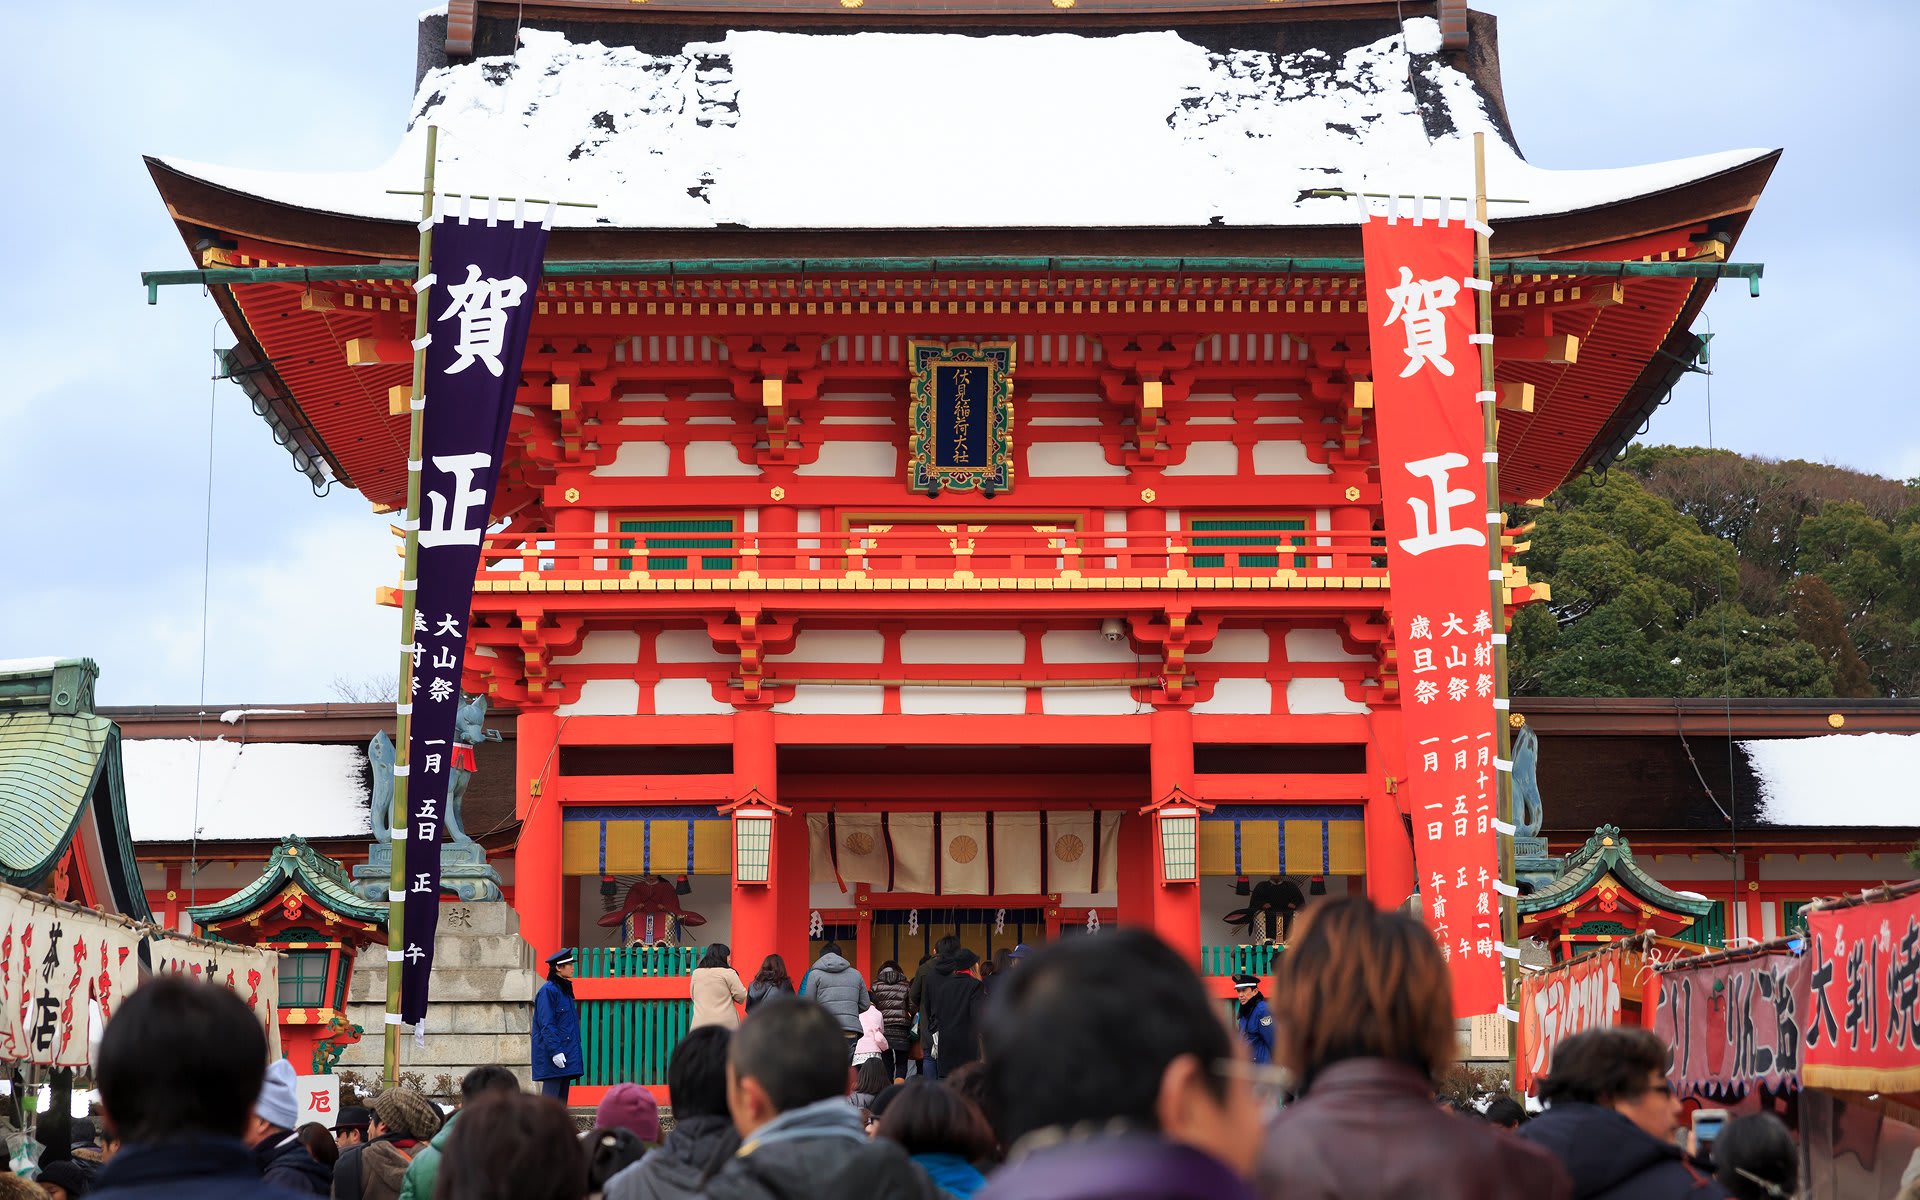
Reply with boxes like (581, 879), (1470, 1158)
(732, 809), (774, 884)
(1141, 787), (1210, 887)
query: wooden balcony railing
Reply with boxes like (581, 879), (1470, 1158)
(474, 528), (1390, 593)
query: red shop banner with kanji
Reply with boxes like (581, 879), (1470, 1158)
(1362, 214), (1503, 1018)
(1802, 887), (1920, 1096)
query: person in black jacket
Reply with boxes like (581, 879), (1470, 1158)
(923, 948), (986, 1077)
(1518, 1026), (1727, 1200)
(89, 978), (317, 1199)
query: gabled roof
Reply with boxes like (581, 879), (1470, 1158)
(0, 709), (109, 888)
(0, 659), (150, 918)
(187, 836), (387, 928)
(1520, 824), (1716, 921)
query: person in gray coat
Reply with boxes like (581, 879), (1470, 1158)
(799, 942), (871, 1052)
(604, 1027), (740, 1200)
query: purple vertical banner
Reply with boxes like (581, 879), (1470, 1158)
(401, 209), (550, 1024)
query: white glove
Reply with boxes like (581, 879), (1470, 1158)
(552, 1053), (566, 1070)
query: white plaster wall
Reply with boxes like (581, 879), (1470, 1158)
(1027, 443), (1126, 477)
(1253, 441), (1330, 475)
(595, 442), (670, 477)
(818, 415), (895, 426)
(655, 630), (729, 663)
(1042, 630), (1139, 665)
(558, 679), (641, 716)
(653, 677), (735, 716)
(773, 686), (886, 715)
(1285, 629), (1371, 663)
(1193, 678), (1273, 714)
(900, 630), (1025, 664)
(552, 631), (642, 665)
(1165, 442), (1238, 476)
(797, 442), (897, 476)
(1188, 629), (1271, 662)
(1041, 687), (1140, 716)
(688, 415), (736, 426)
(684, 442), (760, 476)
(1285, 678), (1368, 714)
(899, 686), (1027, 715)
(767, 631), (887, 664)
(617, 414), (667, 426)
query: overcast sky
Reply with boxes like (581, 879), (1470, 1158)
(2, 2), (1911, 705)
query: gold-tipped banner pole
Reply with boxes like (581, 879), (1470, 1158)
(385, 124), (439, 1085)
(1473, 132), (1524, 1095)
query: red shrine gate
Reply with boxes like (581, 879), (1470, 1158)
(143, 0), (1777, 1097)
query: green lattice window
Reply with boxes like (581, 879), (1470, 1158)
(618, 517), (737, 571)
(1691, 901), (1728, 949)
(1190, 517), (1308, 569)
(278, 950), (330, 1008)
(1780, 900), (1813, 937)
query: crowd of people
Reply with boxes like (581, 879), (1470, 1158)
(4, 897), (1852, 1199)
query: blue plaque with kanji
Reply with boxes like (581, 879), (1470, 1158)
(908, 341), (1014, 494)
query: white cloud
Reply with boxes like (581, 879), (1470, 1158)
(4, 512), (401, 705)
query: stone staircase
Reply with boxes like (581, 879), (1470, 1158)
(336, 899), (540, 1096)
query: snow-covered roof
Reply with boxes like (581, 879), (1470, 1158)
(1743, 733), (1920, 829)
(155, 19), (1770, 231)
(120, 739), (371, 843)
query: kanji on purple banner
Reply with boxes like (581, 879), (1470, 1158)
(401, 209), (550, 1024)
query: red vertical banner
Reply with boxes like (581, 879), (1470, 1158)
(1362, 215), (1504, 1018)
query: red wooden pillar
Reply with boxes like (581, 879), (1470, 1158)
(1364, 703), (1416, 908)
(513, 708), (564, 963)
(758, 500), (797, 572)
(1143, 707), (1203, 962)
(730, 709), (787, 981)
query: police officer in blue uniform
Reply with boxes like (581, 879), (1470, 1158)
(1233, 973), (1275, 1066)
(532, 948), (584, 1102)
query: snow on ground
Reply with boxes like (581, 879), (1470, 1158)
(156, 18), (1770, 231)
(121, 738), (370, 842)
(1743, 733), (1920, 828)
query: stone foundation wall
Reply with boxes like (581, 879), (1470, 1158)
(336, 899), (539, 1097)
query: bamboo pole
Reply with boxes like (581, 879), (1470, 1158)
(385, 124), (438, 1084)
(1474, 132), (1524, 1094)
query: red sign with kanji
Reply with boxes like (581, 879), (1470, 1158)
(1362, 213), (1504, 1018)
(1802, 888), (1920, 1096)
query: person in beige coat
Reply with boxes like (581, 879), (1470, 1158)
(689, 943), (748, 1030)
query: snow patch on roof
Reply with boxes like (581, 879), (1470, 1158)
(217, 708), (309, 724)
(156, 20), (1770, 231)
(1743, 733), (1920, 828)
(0, 658), (61, 673)
(121, 739), (370, 843)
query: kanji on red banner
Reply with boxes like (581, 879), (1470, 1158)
(1362, 213), (1504, 1018)
(1803, 887), (1920, 1096)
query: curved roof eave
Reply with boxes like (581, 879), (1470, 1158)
(146, 149), (1778, 266)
